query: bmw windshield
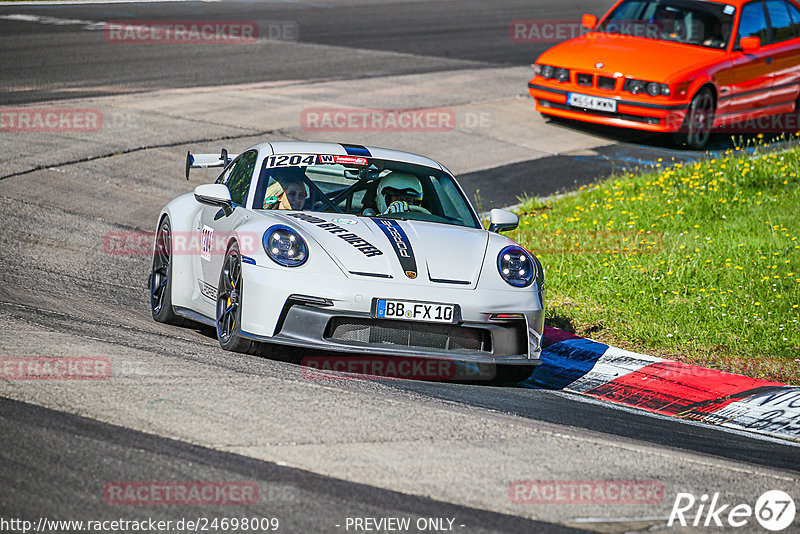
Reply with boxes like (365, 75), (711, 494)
(597, 0), (735, 49)
(253, 154), (482, 230)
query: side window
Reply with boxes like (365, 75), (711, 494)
(766, 0), (796, 41)
(783, 0), (800, 35)
(737, 1), (771, 46)
(224, 151), (257, 206)
(215, 164), (233, 185)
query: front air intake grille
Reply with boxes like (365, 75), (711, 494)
(325, 318), (491, 352)
(597, 76), (616, 90)
(576, 73), (593, 86)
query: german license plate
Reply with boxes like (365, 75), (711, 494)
(374, 299), (457, 323)
(568, 92), (617, 112)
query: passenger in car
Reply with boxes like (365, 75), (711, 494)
(263, 175), (308, 210)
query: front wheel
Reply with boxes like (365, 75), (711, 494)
(216, 242), (256, 353)
(674, 87), (715, 150)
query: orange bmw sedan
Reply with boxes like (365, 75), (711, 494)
(528, 0), (800, 148)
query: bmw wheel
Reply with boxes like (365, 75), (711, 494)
(675, 87), (715, 150)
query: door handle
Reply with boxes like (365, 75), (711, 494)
(766, 57), (774, 64)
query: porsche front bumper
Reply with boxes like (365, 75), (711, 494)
(238, 264), (544, 364)
(240, 302), (542, 364)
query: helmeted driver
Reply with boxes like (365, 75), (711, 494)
(376, 172), (424, 214)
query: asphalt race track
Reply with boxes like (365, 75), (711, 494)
(1, 0), (787, 197)
(0, 397), (578, 533)
(1, 1), (799, 533)
(0, 0), (610, 104)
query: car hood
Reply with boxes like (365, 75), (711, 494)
(538, 35), (724, 82)
(268, 212), (488, 286)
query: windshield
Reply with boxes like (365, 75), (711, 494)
(597, 0), (735, 49)
(253, 154), (482, 229)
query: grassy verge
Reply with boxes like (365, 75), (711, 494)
(513, 142), (800, 384)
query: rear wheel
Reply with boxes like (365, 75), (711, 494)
(674, 87), (715, 149)
(150, 218), (185, 325)
(216, 242), (256, 353)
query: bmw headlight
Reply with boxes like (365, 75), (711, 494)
(624, 79), (669, 96)
(497, 246), (535, 288)
(263, 225), (308, 267)
(535, 64), (570, 82)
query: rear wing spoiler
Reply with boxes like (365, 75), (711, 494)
(185, 149), (238, 180)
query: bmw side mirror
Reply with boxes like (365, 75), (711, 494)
(740, 36), (761, 52)
(194, 184), (234, 216)
(582, 14), (598, 30)
(488, 209), (519, 233)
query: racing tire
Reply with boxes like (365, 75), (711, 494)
(150, 218), (186, 325)
(674, 87), (715, 150)
(216, 242), (257, 354)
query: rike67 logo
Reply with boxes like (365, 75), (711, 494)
(669, 490), (796, 531)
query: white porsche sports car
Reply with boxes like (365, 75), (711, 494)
(150, 141), (544, 378)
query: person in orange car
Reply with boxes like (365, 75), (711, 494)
(529, 0), (800, 149)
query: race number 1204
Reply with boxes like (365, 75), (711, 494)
(264, 154), (315, 167)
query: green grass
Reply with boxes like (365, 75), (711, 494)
(513, 141), (800, 384)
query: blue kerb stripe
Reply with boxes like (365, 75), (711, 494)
(341, 144), (371, 157)
(527, 338), (609, 390)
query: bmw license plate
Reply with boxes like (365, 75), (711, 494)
(568, 92), (617, 112)
(374, 298), (458, 324)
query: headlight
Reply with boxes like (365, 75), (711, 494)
(627, 79), (646, 95)
(263, 225), (308, 267)
(497, 246), (535, 288)
(536, 64), (570, 82)
(624, 79), (669, 96)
